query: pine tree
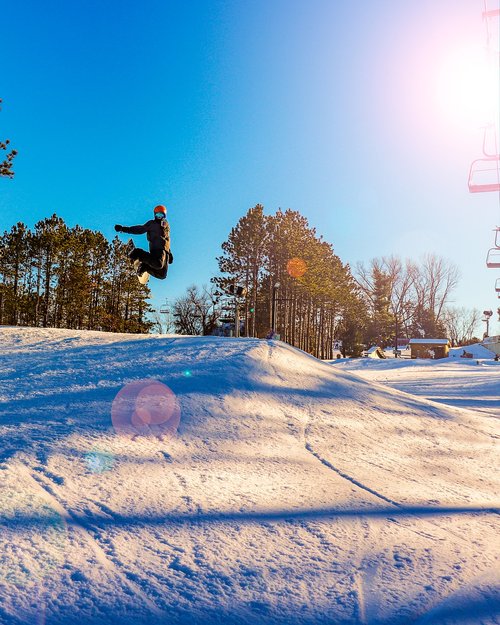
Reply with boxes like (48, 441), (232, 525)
(369, 267), (395, 346)
(0, 99), (17, 179)
(215, 205), (365, 357)
(0, 215), (154, 333)
(214, 204), (268, 336)
(33, 215), (68, 327)
(0, 223), (30, 324)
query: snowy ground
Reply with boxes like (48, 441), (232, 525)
(332, 345), (500, 419)
(0, 327), (499, 625)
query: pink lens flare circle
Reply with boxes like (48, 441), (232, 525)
(287, 257), (307, 279)
(111, 379), (180, 437)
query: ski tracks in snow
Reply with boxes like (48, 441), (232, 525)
(16, 459), (166, 620)
(266, 344), (384, 622)
(266, 342), (400, 508)
(265, 344), (500, 625)
(303, 432), (400, 507)
(300, 413), (386, 624)
(298, 413), (499, 625)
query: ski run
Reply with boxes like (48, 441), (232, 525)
(0, 326), (498, 625)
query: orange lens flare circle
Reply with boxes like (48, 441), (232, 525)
(287, 257), (307, 279)
(111, 379), (180, 437)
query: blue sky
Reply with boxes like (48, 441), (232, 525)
(1, 0), (499, 332)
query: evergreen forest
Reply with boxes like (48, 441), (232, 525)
(213, 205), (365, 358)
(0, 214), (153, 333)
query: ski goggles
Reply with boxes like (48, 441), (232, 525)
(154, 204), (167, 216)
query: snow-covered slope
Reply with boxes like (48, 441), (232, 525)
(333, 348), (500, 419)
(0, 327), (499, 625)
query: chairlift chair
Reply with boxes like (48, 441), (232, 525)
(486, 248), (500, 268)
(496, 277), (500, 293)
(486, 226), (500, 269)
(468, 125), (500, 192)
(160, 307), (170, 314)
(468, 155), (500, 193)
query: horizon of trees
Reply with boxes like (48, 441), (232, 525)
(172, 205), (478, 354)
(0, 214), (153, 333)
(0, 207), (481, 353)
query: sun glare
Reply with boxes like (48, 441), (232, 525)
(436, 44), (499, 128)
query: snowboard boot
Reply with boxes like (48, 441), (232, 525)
(134, 260), (147, 278)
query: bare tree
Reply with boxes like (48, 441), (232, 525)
(355, 259), (378, 311)
(173, 285), (220, 335)
(356, 256), (416, 342)
(356, 254), (460, 339)
(381, 255), (416, 337)
(150, 309), (175, 334)
(443, 307), (481, 346)
(410, 254), (460, 325)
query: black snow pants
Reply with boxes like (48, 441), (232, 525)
(130, 248), (168, 280)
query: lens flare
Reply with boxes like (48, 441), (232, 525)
(111, 379), (180, 438)
(85, 449), (115, 473)
(287, 257), (307, 279)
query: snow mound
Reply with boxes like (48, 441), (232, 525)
(0, 327), (498, 625)
(449, 342), (496, 359)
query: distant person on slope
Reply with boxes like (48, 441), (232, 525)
(114, 205), (173, 280)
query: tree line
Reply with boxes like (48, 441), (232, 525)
(1, 206), (478, 354)
(0, 214), (153, 333)
(171, 205), (478, 354)
(149, 205), (365, 357)
(0, 97), (480, 351)
(210, 205), (365, 358)
(355, 255), (479, 347)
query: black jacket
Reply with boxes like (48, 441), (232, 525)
(122, 218), (170, 252)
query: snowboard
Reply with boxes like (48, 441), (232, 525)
(126, 239), (150, 285)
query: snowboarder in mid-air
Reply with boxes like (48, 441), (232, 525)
(115, 205), (173, 284)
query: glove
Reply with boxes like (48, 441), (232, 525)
(168, 250), (174, 264)
(114, 224), (123, 232)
